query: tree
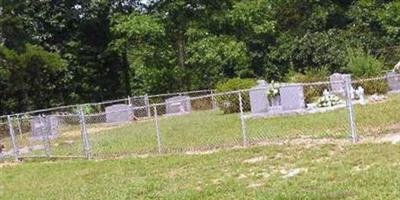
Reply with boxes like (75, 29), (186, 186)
(0, 44), (67, 114)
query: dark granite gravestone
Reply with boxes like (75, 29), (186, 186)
(105, 104), (133, 123)
(386, 72), (400, 92)
(165, 96), (191, 115)
(280, 85), (305, 111)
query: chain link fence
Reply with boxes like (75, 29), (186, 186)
(242, 81), (352, 146)
(2, 75), (400, 162)
(352, 76), (400, 139)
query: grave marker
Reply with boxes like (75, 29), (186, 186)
(31, 116), (59, 140)
(249, 80), (269, 114)
(386, 72), (400, 92)
(280, 85), (305, 111)
(165, 96), (191, 115)
(105, 104), (133, 123)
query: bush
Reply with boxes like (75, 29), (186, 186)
(355, 80), (389, 95)
(191, 97), (213, 110)
(215, 78), (256, 114)
(285, 67), (329, 83)
(345, 48), (388, 95)
(346, 48), (386, 78)
(286, 68), (330, 104)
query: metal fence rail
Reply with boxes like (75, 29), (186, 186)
(0, 89), (214, 119)
(1, 74), (400, 162)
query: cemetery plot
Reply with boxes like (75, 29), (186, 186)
(3, 73), (400, 160)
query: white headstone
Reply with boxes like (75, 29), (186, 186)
(356, 86), (366, 105)
(350, 86), (355, 99)
(323, 89), (330, 97)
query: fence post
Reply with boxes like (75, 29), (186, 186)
(79, 106), (92, 159)
(128, 96), (132, 106)
(7, 115), (19, 161)
(145, 94), (151, 118)
(344, 75), (358, 143)
(211, 90), (217, 110)
(238, 91), (248, 147)
(16, 115), (23, 141)
(153, 106), (162, 153)
(40, 115), (52, 158)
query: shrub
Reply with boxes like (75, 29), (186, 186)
(346, 47), (386, 78)
(191, 97), (213, 110)
(215, 78), (256, 114)
(285, 67), (329, 83)
(345, 48), (389, 95)
(286, 68), (330, 104)
(355, 80), (389, 95)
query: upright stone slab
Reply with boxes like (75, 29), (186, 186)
(249, 80), (269, 114)
(165, 96), (191, 115)
(280, 84), (305, 111)
(386, 72), (400, 92)
(105, 104), (133, 123)
(31, 116), (59, 140)
(330, 73), (346, 96)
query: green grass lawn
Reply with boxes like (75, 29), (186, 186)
(1, 143), (400, 199)
(2, 94), (400, 159)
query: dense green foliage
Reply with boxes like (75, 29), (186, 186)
(215, 78), (256, 113)
(1, 0), (400, 115)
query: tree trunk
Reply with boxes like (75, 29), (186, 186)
(177, 32), (186, 69)
(121, 48), (131, 96)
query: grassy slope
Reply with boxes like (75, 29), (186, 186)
(1, 143), (400, 199)
(2, 94), (400, 158)
(78, 94), (400, 157)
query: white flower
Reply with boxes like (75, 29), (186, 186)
(74, 4), (82, 10)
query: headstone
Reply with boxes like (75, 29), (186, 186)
(350, 86), (356, 99)
(105, 104), (133, 123)
(323, 89), (330, 96)
(280, 84), (306, 111)
(31, 116), (59, 140)
(249, 80), (269, 114)
(386, 72), (400, 92)
(165, 96), (191, 115)
(330, 73), (346, 95)
(356, 86), (366, 105)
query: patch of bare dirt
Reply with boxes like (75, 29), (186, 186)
(63, 124), (126, 137)
(0, 162), (21, 168)
(242, 156), (268, 164)
(361, 133), (400, 144)
(185, 149), (219, 155)
(280, 168), (308, 178)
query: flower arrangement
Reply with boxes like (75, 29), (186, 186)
(267, 80), (280, 98)
(316, 91), (343, 108)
